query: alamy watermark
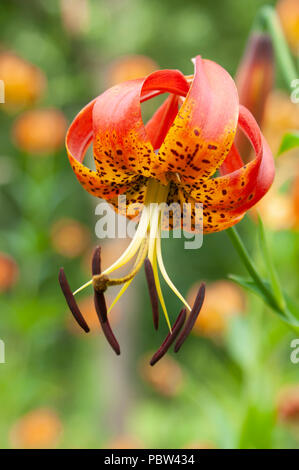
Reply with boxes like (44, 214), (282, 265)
(0, 80), (5, 103)
(95, 196), (203, 249)
(290, 339), (299, 364)
(290, 78), (299, 104)
(0, 339), (5, 363)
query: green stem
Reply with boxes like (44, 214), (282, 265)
(256, 6), (297, 91)
(257, 216), (286, 311)
(226, 226), (282, 313)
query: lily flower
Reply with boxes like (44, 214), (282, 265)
(60, 55), (274, 363)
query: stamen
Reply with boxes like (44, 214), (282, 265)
(174, 283), (206, 353)
(150, 309), (186, 366)
(99, 238), (148, 288)
(107, 238), (148, 314)
(73, 279), (93, 296)
(102, 204), (150, 276)
(107, 279), (134, 314)
(156, 226), (191, 312)
(148, 198), (172, 332)
(58, 268), (90, 333)
(72, 195), (151, 296)
(92, 246), (120, 355)
(96, 310), (121, 355)
(92, 247), (108, 322)
(144, 258), (159, 330)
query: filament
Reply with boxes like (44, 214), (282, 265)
(148, 199), (172, 332)
(107, 238), (148, 313)
(156, 222), (191, 312)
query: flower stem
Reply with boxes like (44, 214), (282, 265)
(226, 225), (283, 313)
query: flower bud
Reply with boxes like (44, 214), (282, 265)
(235, 33), (274, 161)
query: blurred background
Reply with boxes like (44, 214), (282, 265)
(0, 0), (299, 449)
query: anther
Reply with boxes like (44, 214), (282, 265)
(92, 246), (121, 355)
(92, 247), (108, 322)
(174, 282), (205, 353)
(144, 258), (159, 330)
(150, 308), (186, 366)
(58, 268), (90, 333)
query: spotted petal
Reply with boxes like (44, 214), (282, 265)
(66, 99), (133, 198)
(92, 70), (189, 180)
(178, 106), (275, 232)
(156, 56), (239, 183)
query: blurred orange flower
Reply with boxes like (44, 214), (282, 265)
(277, 0), (299, 55)
(60, 0), (89, 36)
(187, 281), (246, 338)
(262, 90), (299, 155)
(13, 109), (67, 155)
(81, 238), (131, 275)
(252, 185), (295, 231)
(277, 385), (299, 423)
(139, 353), (183, 397)
(0, 51), (46, 110)
(10, 408), (62, 449)
(106, 55), (158, 87)
(0, 252), (19, 292)
(51, 218), (90, 258)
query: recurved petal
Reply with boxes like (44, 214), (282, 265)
(66, 99), (134, 198)
(145, 94), (179, 151)
(92, 70), (189, 180)
(178, 105), (275, 232)
(156, 56), (239, 183)
(219, 143), (244, 175)
(162, 183), (244, 233)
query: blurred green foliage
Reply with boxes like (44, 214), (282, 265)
(0, 0), (298, 450)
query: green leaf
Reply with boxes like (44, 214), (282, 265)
(228, 274), (271, 305)
(277, 131), (299, 157)
(228, 274), (299, 328)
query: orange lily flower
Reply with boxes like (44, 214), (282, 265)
(60, 55), (274, 363)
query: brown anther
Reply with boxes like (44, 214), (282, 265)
(92, 247), (108, 322)
(144, 258), (159, 330)
(174, 282), (205, 353)
(58, 268), (90, 333)
(150, 309), (186, 366)
(92, 246), (120, 355)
